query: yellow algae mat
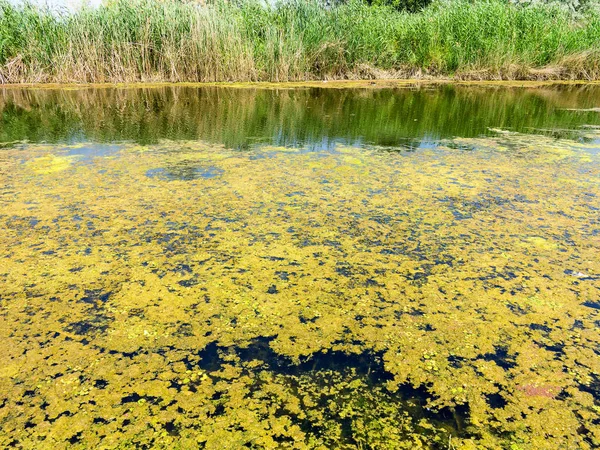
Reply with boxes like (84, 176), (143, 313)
(0, 133), (599, 449)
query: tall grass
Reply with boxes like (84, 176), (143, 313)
(1, 0), (599, 83)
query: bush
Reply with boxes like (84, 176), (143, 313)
(366, 0), (432, 13)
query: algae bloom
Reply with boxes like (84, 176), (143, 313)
(0, 86), (600, 449)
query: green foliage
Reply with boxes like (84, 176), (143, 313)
(367, 0), (432, 13)
(0, 0), (599, 83)
(510, 0), (599, 14)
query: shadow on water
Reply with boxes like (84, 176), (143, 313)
(2, 84), (600, 148)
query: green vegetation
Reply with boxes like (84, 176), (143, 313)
(0, 0), (600, 83)
(367, 0), (434, 13)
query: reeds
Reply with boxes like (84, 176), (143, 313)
(1, 0), (599, 83)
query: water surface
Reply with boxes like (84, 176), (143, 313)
(1, 84), (599, 449)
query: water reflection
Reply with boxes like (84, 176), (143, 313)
(1, 84), (600, 148)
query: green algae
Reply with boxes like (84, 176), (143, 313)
(24, 154), (77, 174)
(0, 131), (599, 449)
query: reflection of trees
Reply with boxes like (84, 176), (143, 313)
(1, 84), (600, 147)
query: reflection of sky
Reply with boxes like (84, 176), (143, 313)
(581, 138), (600, 155)
(65, 144), (123, 161)
(8, 0), (102, 12)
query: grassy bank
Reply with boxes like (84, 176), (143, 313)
(1, 0), (600, 83)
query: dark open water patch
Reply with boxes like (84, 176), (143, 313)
(146, 165), (224, 181)
(186, 337), (472, 446)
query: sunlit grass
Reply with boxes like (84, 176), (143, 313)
(1, 0), (599, 83)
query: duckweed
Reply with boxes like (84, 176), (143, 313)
(0, 131), (599, 449)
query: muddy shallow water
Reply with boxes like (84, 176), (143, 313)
(1, 84), (600, 449)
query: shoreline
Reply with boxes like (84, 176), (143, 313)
(2, 79), (600, 90)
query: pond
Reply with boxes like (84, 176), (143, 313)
(0, 83), (599, 449)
